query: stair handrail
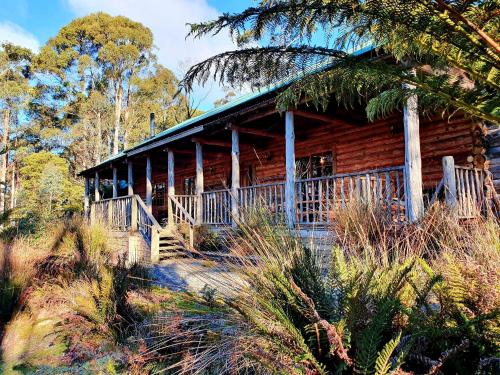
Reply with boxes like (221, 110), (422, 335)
(168, 195), (195, 247)
(169, 195), (196, 226)
(135, 194), (162, 229)
(134, 194), (162, 262)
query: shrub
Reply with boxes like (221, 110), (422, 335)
(194, 225), (227, 253)
(151, 204), (500, 374)
(0, 218), (154, 373)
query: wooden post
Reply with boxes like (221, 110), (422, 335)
(195, 142), (204, 225)
(167, 150), (175, 226)
(403, 90), (424, 222)
(94, 172), (100, 202)
(108, 192), (113, 225)
(285, 111), (296, 227)
(146, 156), (152, 213)
(131, 195), (138, 231)
(84, 176), (90, 219)
(127, 160), (134, 196)
(151, 229), (160, 263)
(442, 156), (457, 208)
(112, 167), (118, 198)
(231, 127), (240, 226)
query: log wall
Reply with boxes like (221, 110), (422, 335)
(131, 112), (477, 216)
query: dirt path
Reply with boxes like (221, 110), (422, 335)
(149, 258), (245, 298)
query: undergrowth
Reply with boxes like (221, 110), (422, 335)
(0, 218), (162, 374)
(150, 203), (500, 374)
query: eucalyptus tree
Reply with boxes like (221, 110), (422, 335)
(125, 64), (195, 147)
(0, 43), (32, 212)
(181, 0), (499, 125)
(37, 12), (155, 156)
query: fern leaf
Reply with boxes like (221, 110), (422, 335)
(375, 332), (401, 375)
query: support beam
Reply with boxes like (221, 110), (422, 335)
(94, 172), (100, 202)
(240, 108), (277, 124)
(167, 150), (175, 225)
(84, 176), (90, 218)
(191, 137), (231, 148)
(293, 110), (358, 127)
(285, 111), (296, 227)
(403, 90), (424, 222)
(195, 142), (204, 225)
(442, 156), (457, 209)
(127, 160), (134, 196)
(231, 127), (240, 226)
(228, 124), (281, 139)
(167, 148), (225, 157)
(146, 156), (153, 213)
(112, 167), (118, 198)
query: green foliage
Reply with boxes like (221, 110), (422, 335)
(0, 218), (155, 373)
(181, 0), (499, 124)
(0, 42), (32, 106)
(153, 206), (500, 374)
(374, 332), (401, 375)
(15, 151), (82, 230)
(32, 12), (197, 171)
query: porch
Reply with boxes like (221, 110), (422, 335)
(90, 157), (492, 230)
(82, 95), (495, 262)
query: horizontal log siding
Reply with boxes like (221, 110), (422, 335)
(133, 113), (475, 210)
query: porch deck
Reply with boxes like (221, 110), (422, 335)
(91, 161), (491, 232)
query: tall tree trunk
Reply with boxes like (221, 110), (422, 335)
(123, 85), (132, 151)
(95, 112), (102, 163)
(0, 109), (10, 213)
(9, 162), (15, 210)
(113, 81), (123, 155)
(123, 128), (129, 150)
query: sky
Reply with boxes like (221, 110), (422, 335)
(0, 0), (253, 110)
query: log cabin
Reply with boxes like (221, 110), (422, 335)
(79, 52), (497, 262)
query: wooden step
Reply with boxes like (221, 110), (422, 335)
(159, 244), (185, 252)
(159, 251), (188, 260)
(159, 236), (178, 241)
(158, 240), (181, 246)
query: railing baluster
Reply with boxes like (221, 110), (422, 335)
(376, 173), (381, 204)
(325, 179), (330, 223)
(385, 172), (391, 221)
(341, 177), (345, 208)
(395, 171), (401, 223)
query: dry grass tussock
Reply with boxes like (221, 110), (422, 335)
(0, 218), (155, 374)
(148, 203), (500, 374)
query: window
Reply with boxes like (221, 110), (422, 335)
(184, 177), (195, 195)
(152, 182), (166, 206)
(296, 152), (334, 179)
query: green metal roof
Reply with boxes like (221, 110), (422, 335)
(80, 44), (375, 175)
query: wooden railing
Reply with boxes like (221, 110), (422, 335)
(169, 195), (196, 247)
(238, 182), (286, 222)
(91, 196), (132, 229)
(91, 194), (162, 262)
(175, 167), (407, 226)
(111, 196), (132, 229)
(296, 166), (406, 224)
(201, 189), (232, 225)
(170, 195), (198, 225)
(92, 199), (110, 224)
(455, 165), (487, 218)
